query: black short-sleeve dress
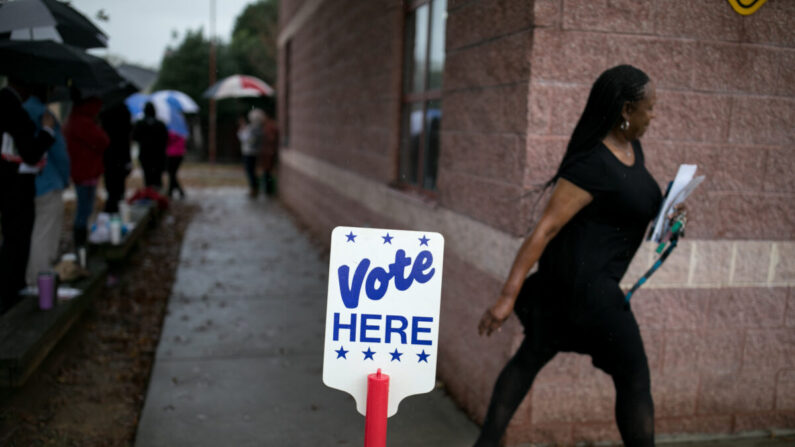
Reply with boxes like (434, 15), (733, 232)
(515, 140), (662, 368)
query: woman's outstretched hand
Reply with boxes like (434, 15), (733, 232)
(478, 296), (514, 337)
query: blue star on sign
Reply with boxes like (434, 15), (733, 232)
(389, 349), (403, 362)
(363, 347), (376, 360)
(382, 233), (393, 244)
(346, 231), (357, 242)
(419, 235), (430, 246)
(417, 350), (430, 363)
(335, 346), (348, 359)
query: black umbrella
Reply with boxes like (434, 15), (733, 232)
(48, 78), (139, 108)
(97, 81), (139, 109)
(0, 0), (107, 49)
(0, 40), (124, 89)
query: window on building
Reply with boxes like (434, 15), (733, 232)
(399, 0), (446, 191)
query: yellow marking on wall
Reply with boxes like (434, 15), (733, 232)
(727, 0), (767, 16)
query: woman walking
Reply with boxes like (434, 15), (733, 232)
(132, 102), (168, 190)
(475, 65), (676, 447)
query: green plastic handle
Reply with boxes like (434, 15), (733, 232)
(656, 221), (683, 253)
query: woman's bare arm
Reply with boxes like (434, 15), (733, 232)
(478, 179), (594, 336)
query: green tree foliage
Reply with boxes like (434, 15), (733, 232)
(229, 0), (278, 84)
(150, 2), (278, 160)
(152, 0), (278, 101)
(152, 29), (236, 101)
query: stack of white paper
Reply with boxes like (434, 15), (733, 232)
(649, 164), (705, 243)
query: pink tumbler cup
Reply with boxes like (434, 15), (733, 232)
(37, 271), (56, 310)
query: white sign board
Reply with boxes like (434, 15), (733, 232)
(323, 226), (444, 417)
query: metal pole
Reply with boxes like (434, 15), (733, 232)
(208, 0), (217, 163)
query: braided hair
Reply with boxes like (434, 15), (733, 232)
(547, 64), (650, 187)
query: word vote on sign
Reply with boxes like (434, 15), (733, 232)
(323, 227), (444, 417)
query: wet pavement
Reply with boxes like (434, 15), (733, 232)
(134, 188), (478, 447)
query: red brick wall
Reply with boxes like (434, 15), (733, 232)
(279, 0), (307, 26)
(439, 0), (535, 237)
(278, 0), (795, 444)
(528, 0), (795, 240)
(279, 0), (402, 185)
(282, 0), (536, 236)
(511, 0), (795, 442)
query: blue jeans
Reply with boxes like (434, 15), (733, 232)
(74, 184), (97, 231)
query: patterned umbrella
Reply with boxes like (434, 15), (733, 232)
(150, 90), (199, 113)
(125, 92), (193, 137)
(203, 74), (274, 99)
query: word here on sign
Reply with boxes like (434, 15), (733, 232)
(323, 227), (444, 417)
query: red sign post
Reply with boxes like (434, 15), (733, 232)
(364, 369), (389, 447)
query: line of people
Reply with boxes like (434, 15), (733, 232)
(0, 78), (185, 314)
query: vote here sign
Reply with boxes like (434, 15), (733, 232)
(323, 226), (444, 417)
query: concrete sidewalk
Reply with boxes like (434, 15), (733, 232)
(134, 188), (478, 446)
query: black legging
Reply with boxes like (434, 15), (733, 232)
(103, 167), (128, 213)
(167, 156), (184, 198)
(0, 172), (35, 311)
(142, 163), (162, 188)
(474, 306), (654, 447)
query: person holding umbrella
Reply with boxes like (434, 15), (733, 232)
(0, 77), (55, 311)
(0, 0), (124, 309)
(100, 102), (133, 213)
(237, 108), (265, 198)
(132, 102), (168, 190)
(204, 76), (276, 195)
